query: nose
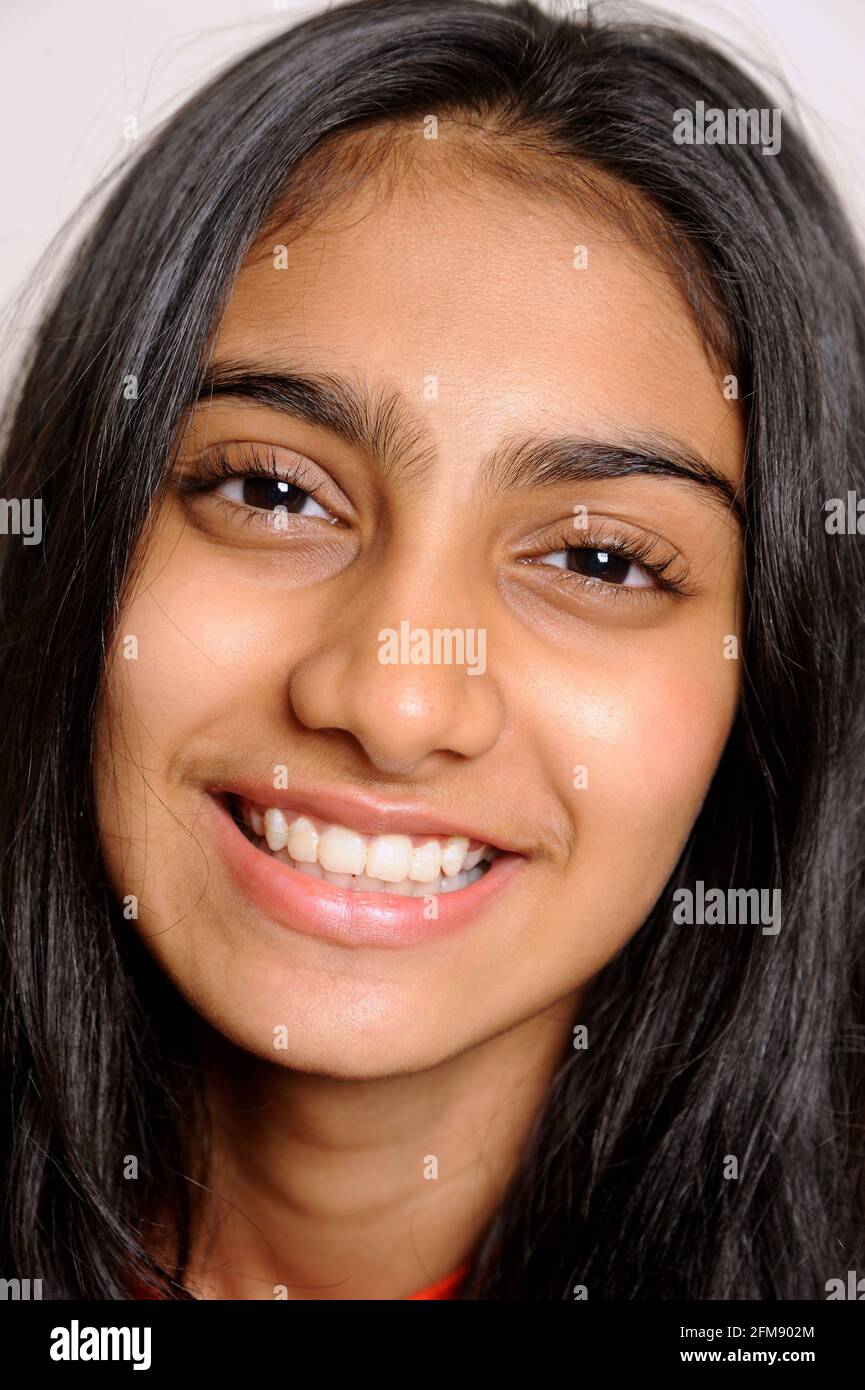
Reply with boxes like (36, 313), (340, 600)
(287, 560), (503, 775)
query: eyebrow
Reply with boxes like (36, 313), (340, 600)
(195, 363), (744, 524)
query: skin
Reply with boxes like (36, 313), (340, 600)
(93, 131), (744, 1299)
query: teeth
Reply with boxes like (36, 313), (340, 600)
(384, 877), (414, 896)
(294, 859), (322, 879)
(323, 871), (355, 888)
(366, 834), (413, 883)
(313, 864), (485, 894)
(264, 807), (289, 852)
(239, 800), (498, 896)
(353, 872), (387, 892)
(318, 824), (367, 876)
(409, 840), (442, 882)
(287, 815), (318, 864)
(441, 836), (470, 877)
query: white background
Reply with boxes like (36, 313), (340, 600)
(1, 0), (863, 327)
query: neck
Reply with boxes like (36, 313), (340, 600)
(174, 998), (577, 1299)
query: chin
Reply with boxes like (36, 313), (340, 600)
(174, 952), (457, 1080)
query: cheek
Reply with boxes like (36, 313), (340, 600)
(605, 674), (733, 824)
(101, 535), (304, 749)
(529, 639), (739, 882)
(498, 644), (740, 999)
(608, 679), (735, 873)
(92, 531), (286, 907)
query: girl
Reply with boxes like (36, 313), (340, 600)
(1, 0), (863, 1299)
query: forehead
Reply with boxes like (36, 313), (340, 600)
(213, 159), (744, 489)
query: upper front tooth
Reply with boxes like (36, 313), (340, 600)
(318, 824), (367, 876)
(409, 840), (442, 882)
(264, 807), (289, 852)
(255, 805), (491, 885)
(354, 872), (387, 892)
(287, 815), (318, 864)
(366, 834), (413, 882)
(440, 836), (470, 877)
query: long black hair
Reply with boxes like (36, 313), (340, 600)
(2, 0), (864, 1299)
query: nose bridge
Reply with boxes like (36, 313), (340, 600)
(375, 617), (487, 677)
(372, 542), (485, 669)
(287, 550), (501, 771)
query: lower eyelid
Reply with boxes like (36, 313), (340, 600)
(521, 555), (678, 607)
(541, 566), (667, 604)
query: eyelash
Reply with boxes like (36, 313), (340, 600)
(525, 525), (691, 602)
(175, 443), (334, 518)
(176, 446), (691, 603)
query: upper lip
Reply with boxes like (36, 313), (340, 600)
(210, 779), (523, 854)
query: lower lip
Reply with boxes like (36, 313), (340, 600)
(208, 795), (525, 949)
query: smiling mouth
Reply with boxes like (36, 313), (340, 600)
(229, 795), (499, 897)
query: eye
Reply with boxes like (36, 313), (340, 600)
(539, 546), (656, 588)
(215, 474), (337, 522)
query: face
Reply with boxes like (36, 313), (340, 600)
(93, 143), (744, 1079)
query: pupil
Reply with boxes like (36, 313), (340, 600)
(241, 477), (308, 511)
(569, 548), (630, 584)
